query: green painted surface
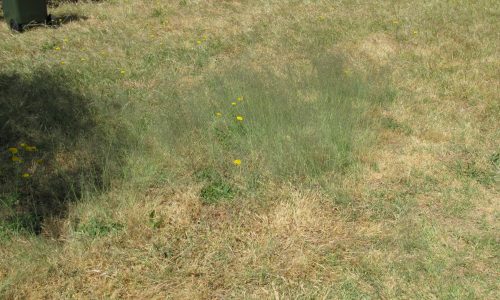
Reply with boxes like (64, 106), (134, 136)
(2, 0), (48, 25)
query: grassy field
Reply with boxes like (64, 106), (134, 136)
(0, 0), (499, 298)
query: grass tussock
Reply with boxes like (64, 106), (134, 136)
(0, 0), (498, 298)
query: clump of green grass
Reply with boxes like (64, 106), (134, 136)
(196, 167), (236, 204)
(200, 180), (236, 204)
(381, 116), (413, 135)
(75, 217), (123, 237)
(150, 54), (393, 190)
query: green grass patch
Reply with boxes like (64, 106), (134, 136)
(381, 116), (413, 136)
(75, 217), (124, 237)
(147, 54), (394, 190)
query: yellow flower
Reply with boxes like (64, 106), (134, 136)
(60, 61), (66, 65)
(202, 35), (208, 41)
(54, 46), (61, 51)
(63, 38), (68, 43)
(233, 159), (241, 166)
(120, 70), (126, 74)
(25, 146), (37, 152)
(197, 40), (202, 45)
(80, 57), (86, 61)
(11, 156), (22, 163)
(215, 112), (222, 117)
(8, 147), (18, 154)
(231, 102), (237, 106)
(236, 116), (244, 121)
(21, 173), (31, 178)
(20, 143), (27, 148)
(237, 96), (243, 101)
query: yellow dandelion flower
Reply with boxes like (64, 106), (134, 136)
(236, 116), (244, 121)
(60, 61), (66, 65)
(231, 102), (237, 106)
(197, 40), (202, 45)
(237, 96), (243, 101)
(215, 112), (222, 117)
(8, 147), (18, 154)
(54, 46), (61, 51)
(21, 173), (31, 178)
(11, 156), (22, 163)
(202, 35), (208, 41)
(120, 70), (126, 74)
(80, 57), (86, 61)
(63, 38), (68, 43)
(233, 159), (241, 166)
(413, 30), (418, 35)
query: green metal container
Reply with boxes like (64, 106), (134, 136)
(2, 0), (49, 31)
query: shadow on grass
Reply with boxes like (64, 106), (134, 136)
(17, 14), (88, 32)
(0, 69), (129, 235)
(50, 13), (88, 25)
(48, 0), (105, 8)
